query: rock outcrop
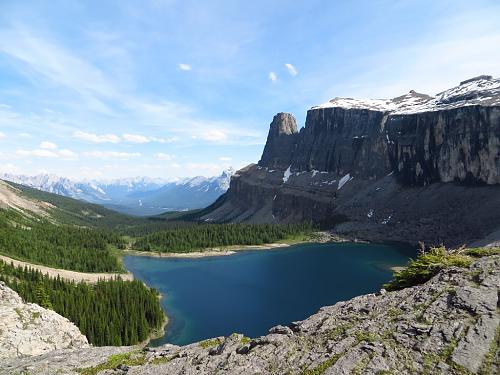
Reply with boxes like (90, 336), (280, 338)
(0, 282), (89, 359)
(259, 112), (299, 169)
(2, 255), (498, 374)
(201, 76), (500, 247)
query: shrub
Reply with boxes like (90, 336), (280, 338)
(383, 247), (473, 291)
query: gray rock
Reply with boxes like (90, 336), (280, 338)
(2, 255), (498, 375)
(200, 77), (500, 247)
(0, 282), (88, 360)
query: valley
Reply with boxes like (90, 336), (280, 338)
(1, 75), (499, 374)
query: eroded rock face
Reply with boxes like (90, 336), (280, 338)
(259, 112), (298, 170)
(0, 282), (89, 360)
(201, 77), (500, 246)
(3, 256), (498, 375)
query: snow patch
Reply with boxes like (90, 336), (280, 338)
(283, 165), (292, 183)
(381, 215), (392, 225)
(337, 174), (352, 190)
(367, 209), (374, 218)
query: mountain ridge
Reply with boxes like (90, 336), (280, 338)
(200, 76), (500, 247)
(0, 168), (234, 216)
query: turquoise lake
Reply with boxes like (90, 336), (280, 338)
(123, 242), (414, 346)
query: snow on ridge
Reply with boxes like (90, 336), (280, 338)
(282, 165), (292, 183)
(312, 76), (500, 114)
(337, 173), (352, 190)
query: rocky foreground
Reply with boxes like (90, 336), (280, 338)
(2, 255), (498, 375)
(0, 282), (88, 360)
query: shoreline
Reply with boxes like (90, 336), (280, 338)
(0, 254), (134, 283)
(120, 231), (358, 260)
(122, 242), (294, 259)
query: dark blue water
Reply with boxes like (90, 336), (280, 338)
(123, 242), (413, 346)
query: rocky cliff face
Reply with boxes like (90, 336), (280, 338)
(3, 254), (498, 375)
(201, 76), (500, 247)
(0, 282), (88, 359)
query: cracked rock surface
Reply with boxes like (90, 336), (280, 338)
(0, 282), (88, 360)
(2, 255), (498, 375)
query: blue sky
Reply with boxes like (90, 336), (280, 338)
(0, 0), (499, 179)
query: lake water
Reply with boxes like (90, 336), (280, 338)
(123, 242), (414, 346)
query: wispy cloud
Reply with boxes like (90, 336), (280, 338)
(123, 134), (150, 144)
(0, 132), (5, 140)
(58, 149), (78, 159)
(285, 63), (299, 77)
(0, 163), (19, 173)
(269, 72), (277, 83)
(156, 153), (173, 160)
(73, 131), (120, 143)
(39, 141), (57, 150)
(82, 151), (142, 159)
(285, 63), (298, 76)
(219, 156), (232, 161)
(178, 63), (192, 71)
(16, 148), (77, 159)
(191, 129), (228, 142)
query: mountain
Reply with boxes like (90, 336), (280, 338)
(0, 169), (234, 216)
(200, 75), (500, 247)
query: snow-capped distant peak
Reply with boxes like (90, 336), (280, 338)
(312, 75), (500, 114)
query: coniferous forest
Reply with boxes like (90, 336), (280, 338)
(0, 260), (164, 346)
(134, 223), (314, 253)
(0, 210), (125, 272)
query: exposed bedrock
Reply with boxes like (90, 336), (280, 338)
(202, 78), (500, 247)
(4, 255), (499, 375)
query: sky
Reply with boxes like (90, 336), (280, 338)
(0, 0), (499, 180)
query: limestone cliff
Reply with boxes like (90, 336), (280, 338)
(201, 76), (500, 247)
(2, 254), (498, 374)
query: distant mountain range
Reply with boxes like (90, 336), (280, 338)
(0, 168), (234, 216)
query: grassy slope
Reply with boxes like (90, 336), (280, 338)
(7, 181), (141, 229)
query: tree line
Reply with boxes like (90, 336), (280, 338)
(0, 260), (164, 346)
(0, 209), (125, 272)
(134, 223), (314, 253)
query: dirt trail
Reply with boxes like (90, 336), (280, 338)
(0, 254), (133, 283)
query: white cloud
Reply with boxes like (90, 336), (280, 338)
(269, 72), (277, 82)
(0, 132), (5, 140)
(18, 133), (32, 138)
(16, 148), (58, 158)
(285, 63), (298, 76)
(123, 133), (149, 143)
(219, 156), (232, 161)
(0, 163), (19, 173)
(0, 29), (118, 113)
(184, 162), (226, 176)
(151, 136), (178, 143)
(192, 129), (228, 142)
(178, 63), (192, 71)
(82, 151), (141, 159)
(73, 130), (120, 143)
(58, 149), (78, 159)
(73, 131), (175, 144)
(39, 141), (57, 150)
(16, 148), (78, 159)
(156, 153), (173, 160)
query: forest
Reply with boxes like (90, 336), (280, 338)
(134, 222), (314, 253)
(0, 260), (164, 346)
(0, 209), (125, 272)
